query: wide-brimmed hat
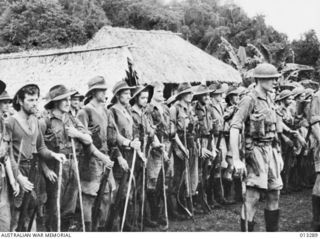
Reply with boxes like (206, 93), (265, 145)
(85, 76), (108, 97)
(211, 83), (228, 94)
(292, 87), (305, 99)
(192, 84), (212, 101)
(304, 88), (314, 100)
(226, 86), (240, 97)
(44, 85), (76, 109)
(70, 90), (84, 101)
(0, 91), (12, 103)
(110, 80), (136, 104)
(13, 84), (40, 111)
(129, 84), (154, 105)
(173, 82), (194, 100)
(275, 90), (293, 102)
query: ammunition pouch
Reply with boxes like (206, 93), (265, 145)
(249, 113), (265, 138)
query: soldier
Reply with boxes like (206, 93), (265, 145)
(223, 86), (240, 204)
(0, 84), (20, 232)
(130, 84), (163, 228)
(230, 63), (283, 232)
(41, 84), (113, 231)
(145, 82), (172, 224)
(69, 91), (84, 117)
(275, 90), (296, 194)
(108, 81), (142, 231)
(77, 76), (135, 231)
(308, 87), (320, 231)
(6, 84), (67, 231)
(169, 82), (198, 219)
(193, 84), (216, 213)
(208, 83), (231, 205)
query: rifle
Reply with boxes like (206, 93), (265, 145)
(183, 123), (194, 220)
(71, 139), (85, 232)
(92, 166), (111, 231)
(160, 136), (169, 230)
(120, 150), (137, 231)
(57, 160), (63, 232)
(16, 153), (39, 232)
(140, 133), (148, 231)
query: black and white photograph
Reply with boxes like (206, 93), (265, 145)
(0, 0), (319, 237)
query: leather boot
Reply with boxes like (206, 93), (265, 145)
(240, 218), (255, 232)
(167, 193), (187, 220)
(264, 209), (280, 232)
(312, 195), (320, 231)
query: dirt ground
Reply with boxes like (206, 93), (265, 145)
(149, 189), (313, 232)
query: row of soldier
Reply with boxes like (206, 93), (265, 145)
(0, 62), (319, 232)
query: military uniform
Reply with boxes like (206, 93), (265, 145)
(308, 90), (320, 231)
(6, 114), (54, 231)
(170, 98), (198, 215)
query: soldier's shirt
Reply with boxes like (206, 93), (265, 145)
(41, 110), (89, 155)
(5, 113), (53, 164)
(145, 100), (170, 140)
(131, 104), (154, 144)
(230, 88), (277, 142)
(109, 103), (134, 141)
(77, 101), (128, 158)
(194, 101), (212, 137)
(208, 99), (224, 135)
(170, 100), (196, 137)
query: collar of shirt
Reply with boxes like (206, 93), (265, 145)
(132, 104), (144, 117)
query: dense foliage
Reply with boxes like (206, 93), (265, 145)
(0, 0), (319, 78)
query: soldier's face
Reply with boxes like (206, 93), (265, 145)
(58, 97), (70, 113)
(182, 92), (193, 103)
(213, 94), (222, 103)
(70, 98), (80, 109)
(200, 94), (210, 105)
(231, 95), (239, 105)
(137, 91), (149, 108)
(20, 94), (38, 115)
(95, 90), (106, 103)
(260, 78), (275, 92)
(284, 96), (293, 106)
(118, 90), (131, 105)
(0, 101), (10, 113)
(153, 87), (164, 102)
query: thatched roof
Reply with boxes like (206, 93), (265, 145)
(87, 27), (241, 85)
(0, 26), (241, 97)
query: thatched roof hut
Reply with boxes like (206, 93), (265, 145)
(0, 26), (241, 97)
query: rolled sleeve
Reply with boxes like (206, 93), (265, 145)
(230, 95), (254, 130)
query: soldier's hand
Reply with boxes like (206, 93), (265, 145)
(183, 148), (189, 158)
(52, 152), (67, 164)
(118, 156), (129, 172)
(100, 155), (114, 169)
(66, 125), (80, 138)
(233, 160), (246, 177)
(201, 148), (213, 159)
(11, 181), (20, 197)
(130, 139), (141, 151)
(44, 169), (58, 183)
(17, 174), (34, 192)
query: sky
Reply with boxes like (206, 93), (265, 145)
(226, 0), (320, 40)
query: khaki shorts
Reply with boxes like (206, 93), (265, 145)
(246, 144), (283, 191)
